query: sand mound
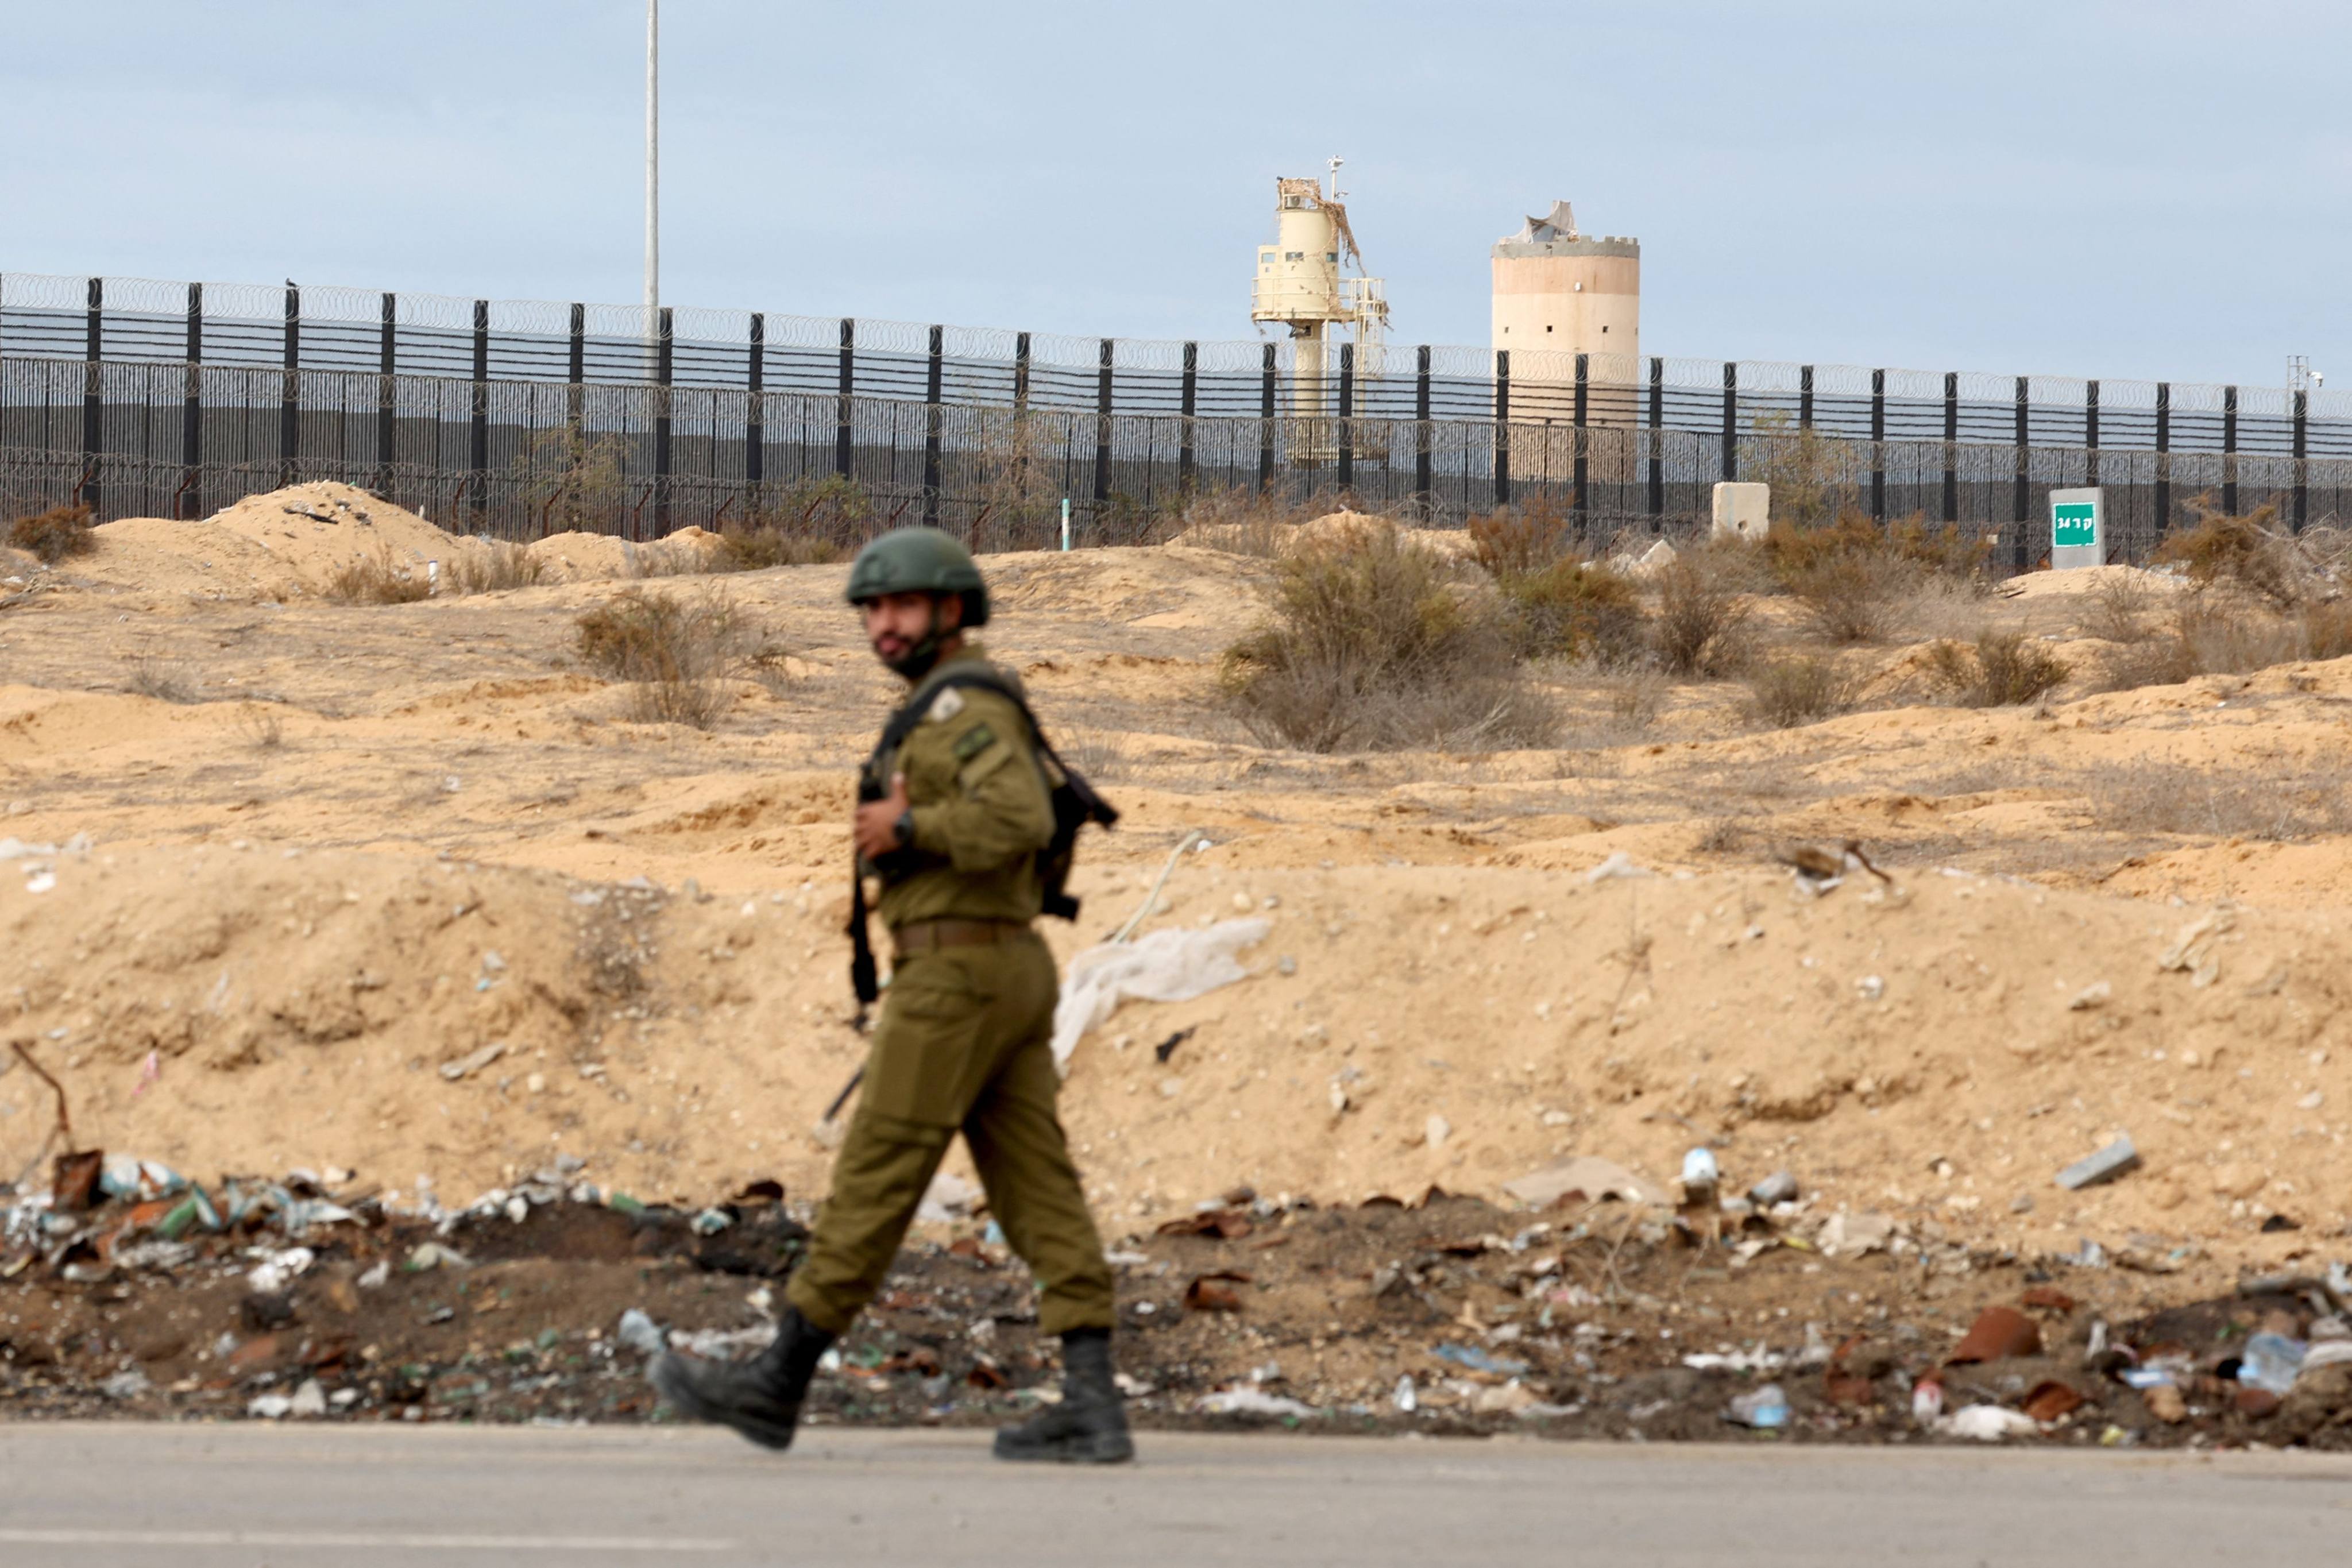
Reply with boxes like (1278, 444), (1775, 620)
(5, 840), (2346, 1266)
(76, 482), (457, 600)
(1998, 563), (2189, 600)
(526, 526), (728, 584)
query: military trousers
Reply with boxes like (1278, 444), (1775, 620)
(786, 929), (1117, 1338)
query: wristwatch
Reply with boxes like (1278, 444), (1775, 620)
(893, 808), (914, 848)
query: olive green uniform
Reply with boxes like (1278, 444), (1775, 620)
(785, 643), (1117, 1339)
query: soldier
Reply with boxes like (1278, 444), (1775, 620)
(651, 527), (1130, 1465)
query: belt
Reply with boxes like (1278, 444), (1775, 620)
(891, 917), (1029, 959)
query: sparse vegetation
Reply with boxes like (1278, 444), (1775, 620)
(1221, 519), (1554, 752)
(2102, 593), (2352, 690)
(450, 540), (546, 593)
(323, 550), (434, 604)
(574, 586), (768, 728)
(1497, 555), (1644, 664)
(1467, 497), (1578, 576)
(2082, 573), (2158, 644)
(125, 656), (198, 704)
(1167, 488), (1314, 557)
(2083, 761), (2352, 841)
(1743, 654), (1857, 728)
(717, 476), (874, 568)
(1766, 511), (1989, 643)
(2154, 504), (2302, 608)
(235, 704), (285, 749)
(517, 426), (632, 535)
(1743, 413), (1857, 532)
(1650, 548), (1752, 676)
(9, 503), (96, 564)
(1924, 629), (2071, 707)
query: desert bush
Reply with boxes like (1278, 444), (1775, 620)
(1742, 413), (1858, 531)
(323, 550), (432, 604)
(125, 656), (198, 704)
(1650, 548), (1752, 677)
(9, 503), (96, 564)
(517, 427), (632, 534)
(1497, 557), (1644, 663)
(1164, 488), (1310, 557)
(574, 586), (767, 728)
(1467, 496), (1578, 576)
(235, 704), (285, 749)
(1221, 520), (1553, 752)
(1743, 655), (1857, 728)
(2082, 573), (2157, 643)
(1766, 510), (1987, 642)
(2154, 504), (2301, 608)
(2083, 761), (2352, 841)
(1602, 667), (1666, 730)
(717, 475), (873, 567)
(716, 522), (848, 570)
(2103, 593), (2352, 690)
(1923, 629), (2070, 707)
(449, 540), (546, 593)
(2299, 599), (2352, 661)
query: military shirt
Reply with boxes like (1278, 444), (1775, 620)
(871, 643), (1055, 929)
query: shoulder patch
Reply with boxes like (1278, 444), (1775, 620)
(923, 685), (966, 724)
(952, 722), (998, 762)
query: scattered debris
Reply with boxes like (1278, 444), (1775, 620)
(2055, 1134), (2141, 1191)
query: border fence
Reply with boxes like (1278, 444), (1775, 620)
(3, 271), (2347, 567)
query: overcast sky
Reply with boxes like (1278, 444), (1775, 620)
(2, 2), (2344, 386)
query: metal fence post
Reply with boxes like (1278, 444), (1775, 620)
(2293, 389), (2309, 531)
(1798, 364), (1814, 429)
(1412, 345), (1432, 508)
(653, 305), (674, 534)
(746, 311), (765, 492)
(1646, 356), (1664, 520)
(2153, 380), (2171, 536)
(835, 317), (855, 482)
(1720, 360), (1737, 482)
(1941, 370), (1959, 523)
(922, 323), (944, 526)
(78, 277), (101, 513)
(1258, 343), (1276, 492)
(1493, 349), (1511, 507)
(2012, 374), (2029, 570)
(2084, 379), (2100, 489)
(1869, 368), (1886, 520)
(1092, 337), (1113, 508)
(1178, 341), (1197, 488)
(1013, 331), (1032, 408)
(1573, 352), (1590, 519)
(565, 302), (585, 433)
(180, 282), (203, 517)
(377, 292), (397, 497)
(282, 282), (302, 490)
(2222, 384), (2239, 514)
(470, 298), (490, 519)
(1337, 342), (1355, 492)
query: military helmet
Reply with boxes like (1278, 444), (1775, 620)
(844, 527), (990, 627)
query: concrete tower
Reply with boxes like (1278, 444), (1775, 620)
(1251, 167), (1388, 449)
(1490, 201), (1639, 376)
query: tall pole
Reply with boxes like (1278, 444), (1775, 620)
(644, 0), (659, 339)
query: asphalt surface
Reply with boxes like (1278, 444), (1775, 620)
(1, 1423), (2347, 1567)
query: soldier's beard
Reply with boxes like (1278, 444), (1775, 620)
(874, 605), (945, 682)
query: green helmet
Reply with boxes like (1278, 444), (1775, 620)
(844, 527), (990, 627)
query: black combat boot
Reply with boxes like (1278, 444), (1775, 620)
(993, 1327), (1134, 1463)
(649, 1306), (835, 1451)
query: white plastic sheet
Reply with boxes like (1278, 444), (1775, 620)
(1049, 918), (1268, 1071)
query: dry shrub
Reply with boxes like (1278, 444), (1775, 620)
(712, 476), (872, 570)
(450, 540), (546, 593)
(1221, 520), (1554, 752)
(1603, 667), (1666, 729)
(1499, 557), (1644, 663)
(2154, 504), (2301, 608)
(2100, 594), (2352, 690)
(1767, 511), (1990, 643)
(1743, 414), (1857, 531)
(1467, 496), (1578, 575)
(2082, 573), (2157, 644)
(2083, 762), (2352, 841)
(1695, 816), (1754, 854)
(1924, 629), (2070, 707)
(9, 503), (96, 564)
(716, 522), (848, 570)
(1743, 655), (1857, 728)
(1651, 548), (1752, 677)
(125, 657), (198, 704)
(1165, 488), (1312, 557)
(517, 427), (631, 534)
(574, 586), (767, 728)
(234, 704), (284, 749)
(325, 550), (432, 604)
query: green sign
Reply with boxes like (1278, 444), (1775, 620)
(2053, 502), (2097, 549)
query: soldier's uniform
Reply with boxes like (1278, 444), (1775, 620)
(651, 527), (1129, 1465)
(785, 646), (1117, 1341)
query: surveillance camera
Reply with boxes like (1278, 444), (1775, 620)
(2314, 370), (2326, 387)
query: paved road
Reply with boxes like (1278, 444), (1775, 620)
(1, 1423), (2347, 1566)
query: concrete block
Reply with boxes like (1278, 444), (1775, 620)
(1712, 482), (1769, 541)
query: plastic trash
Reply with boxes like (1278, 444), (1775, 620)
(1585, 852), (1650, 883)
(1049, 918), (1268, 1070)
(1434, 1343), (1530, 1377)
(2238, 1333), (2308, 1396)
(1727, 1384), (1789, 1429)
(1680, 1147), (1720, 1206)
(1195, 1388), (1319, 1418)
(616, 1308), (666, 1357)
(1393, 1374), (1418, 1413)
(1748, 1170), (1799, 1206)
(1940, 1404), (2037, 1440)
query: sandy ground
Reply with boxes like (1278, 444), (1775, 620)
(3, 489), (2350, 1306)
